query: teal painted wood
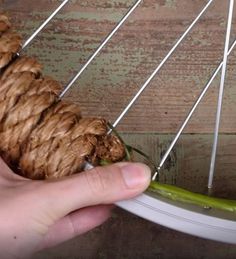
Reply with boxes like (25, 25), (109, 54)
(2, 1), (236, 258)
(1, 0), (236, 133)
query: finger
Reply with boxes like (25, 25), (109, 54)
(41, 162), (151, 218)
(39, 205), (112, 250)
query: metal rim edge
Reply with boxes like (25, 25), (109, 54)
(116, 194), (236, 244)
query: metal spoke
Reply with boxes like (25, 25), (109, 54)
(20, 0), (69, 51)
(152, 39), (236, 181)
(59, 0), (143, 98)
(110, 0), (214, 131)
(208, 0), (235, 190)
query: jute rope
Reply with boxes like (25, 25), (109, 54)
(0, 15), (125, 180)
(0, 15), (22, 69)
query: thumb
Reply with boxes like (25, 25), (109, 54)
(41, 162), (151, 218)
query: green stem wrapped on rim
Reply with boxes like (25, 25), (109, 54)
(149, 181), (236, 213)
(107, 122), (236, 213)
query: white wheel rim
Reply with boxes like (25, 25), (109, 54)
(116, 193), (236, 244)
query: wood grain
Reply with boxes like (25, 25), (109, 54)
(2, 0), (235, 196)
(2, 0), (236, 133)
(2, 1), (236, 258)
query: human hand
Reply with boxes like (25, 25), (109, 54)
(0, 158), (151, 259)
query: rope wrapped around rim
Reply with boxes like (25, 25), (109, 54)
(0, 15), (125, 180)
(0, 15), (22, 69)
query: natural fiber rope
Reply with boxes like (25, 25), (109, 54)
(0, 15), (22, 69)
(0, 15), (125, 180)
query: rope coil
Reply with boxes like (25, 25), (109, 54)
(0, 15), (125, 180)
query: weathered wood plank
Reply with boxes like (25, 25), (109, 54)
(2, 1), (236, 258)
(1, 0), (236, 133)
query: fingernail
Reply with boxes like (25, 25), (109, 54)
(119, 163), (151, 189)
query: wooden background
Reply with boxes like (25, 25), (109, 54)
(1, 0), (236, 258)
